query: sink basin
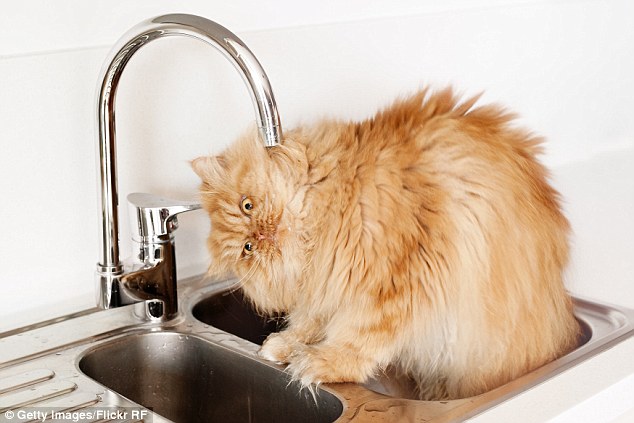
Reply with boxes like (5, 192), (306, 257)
(79, 332), (343, 423)
(192, 287), (630, 403)
(192, 290), (284, 345)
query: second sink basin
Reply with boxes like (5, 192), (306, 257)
(192, 286), (633, 408)
(192, 289), (284, 345)
(79, 331), (343, 423)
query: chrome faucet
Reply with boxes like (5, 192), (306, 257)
(95, 14), (282, 319)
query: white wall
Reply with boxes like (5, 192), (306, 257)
(1, 0), (633, 331)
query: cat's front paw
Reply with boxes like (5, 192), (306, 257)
(286, 345), (372, 388)
(259, 332), (294, 363)
(287, 348), (333, 387)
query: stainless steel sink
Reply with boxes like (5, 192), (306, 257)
(2, 276), (634, 423)
(79, 332), (343, 423)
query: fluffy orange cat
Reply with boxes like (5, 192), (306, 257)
(192, 88), (580, 400)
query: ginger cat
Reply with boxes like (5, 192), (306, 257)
(192, 88), (580, 400)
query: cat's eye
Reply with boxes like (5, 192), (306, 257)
(243, 241), (254, 256)
(240, 196), (254, 215)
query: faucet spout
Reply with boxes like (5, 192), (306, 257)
(95, 14), (282, 312)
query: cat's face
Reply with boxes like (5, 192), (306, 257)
(192, 131), (308, 312)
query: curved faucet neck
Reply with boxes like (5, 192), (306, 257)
(96, 13), (282, 276)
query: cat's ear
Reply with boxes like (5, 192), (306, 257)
(191, 155), (227, 181)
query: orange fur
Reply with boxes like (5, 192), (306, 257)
(192, 87), (580, 400)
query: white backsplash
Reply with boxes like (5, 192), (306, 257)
(1, 0), (633, 331)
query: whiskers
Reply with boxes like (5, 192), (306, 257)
(232, 259), (259, 291)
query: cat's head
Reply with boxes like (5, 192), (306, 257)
(192, 128), (309, 313)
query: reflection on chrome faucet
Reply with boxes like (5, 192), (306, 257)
(94, 14), (283, 319)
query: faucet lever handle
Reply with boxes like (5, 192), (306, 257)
(127, 192), (201, 240)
